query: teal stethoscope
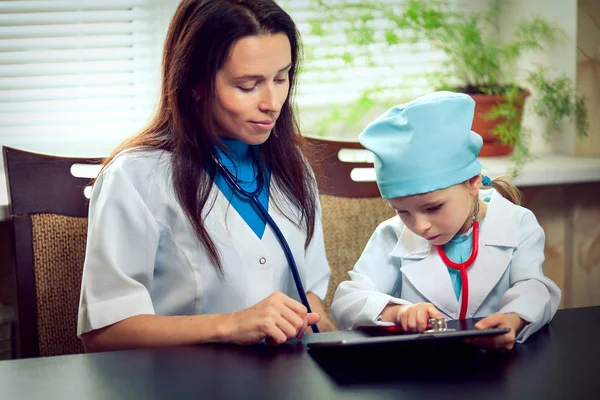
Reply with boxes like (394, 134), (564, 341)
(212, 153), (320, 334)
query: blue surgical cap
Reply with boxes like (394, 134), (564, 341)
(359, 91), (483, 199)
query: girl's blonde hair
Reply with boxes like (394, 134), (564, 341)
(483, 175), (523, 206)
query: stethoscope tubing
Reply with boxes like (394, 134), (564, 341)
(436, 221), (480, 320)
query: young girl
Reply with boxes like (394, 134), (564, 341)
(331, 91), (561, 351)
(78, 0), (334, 352)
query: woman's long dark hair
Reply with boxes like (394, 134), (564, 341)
(102, 0), (317, 272)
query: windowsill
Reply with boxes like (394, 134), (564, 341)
(480, 153), (600, 187)
(1, 152), (599, 221)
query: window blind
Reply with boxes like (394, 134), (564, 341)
(0, 0), (161, 156)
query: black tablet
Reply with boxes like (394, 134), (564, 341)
(306, 318), (510, 349)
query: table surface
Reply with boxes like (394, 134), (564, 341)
(1, 306), (599, 400)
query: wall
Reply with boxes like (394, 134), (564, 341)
(522, 182), (600, 308)
(575, 0), (600, 156)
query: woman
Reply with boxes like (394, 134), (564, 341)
(78, 0), (334, 352)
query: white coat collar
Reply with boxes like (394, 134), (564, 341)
(388, 189), (519, 318)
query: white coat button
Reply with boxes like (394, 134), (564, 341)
(259, 257), (267, 265)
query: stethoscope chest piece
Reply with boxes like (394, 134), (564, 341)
(425, 317), (455, 333)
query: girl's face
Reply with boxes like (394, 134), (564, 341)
(214, 33), (292, 145)
(387, 176), (482, 246)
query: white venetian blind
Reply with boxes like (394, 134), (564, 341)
(278, 0), (468, 137)
(0, 0), (161, 156)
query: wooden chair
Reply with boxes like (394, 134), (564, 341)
(3, 146), (101, 358)
(304, 137), (396, 318)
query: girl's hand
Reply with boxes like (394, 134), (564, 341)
(226, 292), (320, 345)
(392, 302), (444, 333)
(466, 312), (527, 351)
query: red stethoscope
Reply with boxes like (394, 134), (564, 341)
(436, 200), (480, 320)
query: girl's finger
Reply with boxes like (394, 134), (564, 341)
(407, 309), (417, 332)
(416, 307), (428, 332)
(428, 306), (443, 319)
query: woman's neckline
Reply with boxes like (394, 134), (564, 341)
(217, 137), (253, 164)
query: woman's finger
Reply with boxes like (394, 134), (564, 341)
(264, 322), (288, 346)
(306, 312), (321, 326)
(279, 293), (308, 317)
(279, 305), (306, 333)
(274, 315), (299, 340)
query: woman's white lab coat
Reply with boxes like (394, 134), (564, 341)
(331, 189), (561, 342)
(77, 149), (330, 336)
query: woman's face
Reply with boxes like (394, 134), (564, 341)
(214, 33), (292, 145)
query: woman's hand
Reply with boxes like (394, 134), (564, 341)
(225, 292), (320, 345)
(380, 302), (444, 333)
(466, 312), (527, 351)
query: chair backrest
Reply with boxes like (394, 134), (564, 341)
(3, 146), (101, 358)
(304, 137), (396, 318)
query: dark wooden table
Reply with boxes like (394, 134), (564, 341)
(1, 306), (599, 399)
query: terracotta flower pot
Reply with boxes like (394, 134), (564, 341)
(469, 91), (530, 157)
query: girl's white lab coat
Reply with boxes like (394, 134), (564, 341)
(331, 189), (561, 342)
(77, 150), (330, 336)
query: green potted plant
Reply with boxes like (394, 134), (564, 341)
(309, 0), (589, 173)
